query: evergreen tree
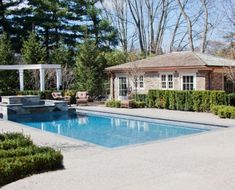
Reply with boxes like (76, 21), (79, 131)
(0, 33), (18, 91)
(0, 0), (31, 52)
(86, 1), (119, 50)
(75, 40), (106, 96)
(0, 33), (14, 65)
(21, 32), (46, 64)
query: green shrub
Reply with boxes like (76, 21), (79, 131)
(212, 105), (235, 119)
(148, 90), (157, 107)
(0, 133), (63, 187)
(64, 90), (76, 104)
(135, 94), (147, 102)
(134, 101), (146, 108)
(227, 93), (235, 106)
(105, 100), (121, 108)
(17, 90), (54, 99)
(147, 90), (227, 112)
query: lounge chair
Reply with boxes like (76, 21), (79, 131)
(76, 91), (89, 106)
(51, 92), (71, 105)
(51, 92), (64, 100)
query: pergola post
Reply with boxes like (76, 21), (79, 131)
(56, 68), (62, 90)
(19, 69), (24, 91)
(40, 68), (45, 91)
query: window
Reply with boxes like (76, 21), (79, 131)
(134, 75), (144, 89)
(139, 76), (144, 88)
(161, 74), (173, 89)
(119, 77), (128, 96)
(182, 76), (194, 90)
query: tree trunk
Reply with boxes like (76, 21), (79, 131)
(200, 0), (208, 53)
(176, 0), (194, 51)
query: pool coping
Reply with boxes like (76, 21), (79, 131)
(75, 108), (229, 129)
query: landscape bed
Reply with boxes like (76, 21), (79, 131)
(8, 111), (211, 148)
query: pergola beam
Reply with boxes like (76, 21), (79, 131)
(0, 64), (62, 92)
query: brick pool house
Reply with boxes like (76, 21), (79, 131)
(105, 51), (235, 100)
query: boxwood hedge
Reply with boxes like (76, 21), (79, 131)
(0, 133), (63, 187)
(147, 90), (227, 112)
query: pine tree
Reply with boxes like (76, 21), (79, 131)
(0, 33), (14, 65)
(21, 32), (46, 64)
(0, 33), (18, 91)
(76, 40), (106, 96)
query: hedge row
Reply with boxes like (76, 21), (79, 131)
(16, 90), (77, 104)
(0, 133), (63, 187)
(105, 100), (121, 108)
(227, 93), (235, 106)
(211, 105), (235, 119)
(147, 90), (227, 112)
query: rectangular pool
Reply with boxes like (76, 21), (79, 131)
(8, 112), (209, 148)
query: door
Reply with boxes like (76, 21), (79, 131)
(118, 77), (128, 100)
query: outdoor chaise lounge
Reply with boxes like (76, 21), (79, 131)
(51, 92), (64, 100)
(51, 92), (71, 105)
(76, 91), (89, 106)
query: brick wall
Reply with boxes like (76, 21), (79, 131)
(210, 72), (224, 90)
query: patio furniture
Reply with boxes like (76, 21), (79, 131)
(51, 92), (64, 100)
(51, 92), (71, 105)
(120, 100), (135, 108)
(76, 91), (89, 106)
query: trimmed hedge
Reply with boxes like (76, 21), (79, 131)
(227, 93), (235, 106)
(147, 90), (227, 112)
(105, 100), (121, 108)
(134, 101), (146, 108)
(0, 133), (63, 187)
(211, 105), (235, 119)
(17, 90), (54, 99)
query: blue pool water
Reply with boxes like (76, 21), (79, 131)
(9, 112), (208, 148)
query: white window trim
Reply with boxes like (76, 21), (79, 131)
(118, 75), (128, 100)
(138, 75), (144, 89)
(160, 72), (174, 90)
(180, 73), (197, 90)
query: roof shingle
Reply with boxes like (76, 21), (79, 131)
(105, 51), (235, 71)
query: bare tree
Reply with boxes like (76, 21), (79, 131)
(169, 0), (188, 52)
(101, 0), (129, 52)
(124, 52), (143, 100)
(200, 0), (209, 53)
(224, 64), (235, 93)
(127, 0), (147, 54)
(175, 0), (194, 51)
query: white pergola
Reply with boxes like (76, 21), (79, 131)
(0, 64), (62, 91)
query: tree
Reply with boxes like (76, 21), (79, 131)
(75, 40), (106, 96)
(175, 0), (194, 51)
(48, 45), (75, 90)
(0, 33), (17, 91)
(125, 52), (143, 100)
(86, 1), (119, 50)
(200, 0), (209, 53)
(21, 32), (46, 90)
(21, 32), (46, 65)
(104, 50), (128, 66)
(0, 0), (30, 52)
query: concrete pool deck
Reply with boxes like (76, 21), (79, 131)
(0, 107), (235, 190)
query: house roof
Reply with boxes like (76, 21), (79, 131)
(105, 51), (235, 72)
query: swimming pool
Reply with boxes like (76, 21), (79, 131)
(9, 111), (209, 148)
